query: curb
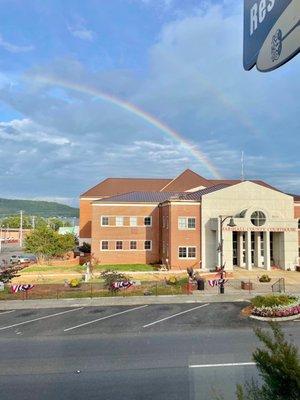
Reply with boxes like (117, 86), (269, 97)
(0, 294), (252, 310)
(249, 314), (300, 322)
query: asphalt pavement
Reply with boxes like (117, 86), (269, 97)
(0, 302), (299, 400)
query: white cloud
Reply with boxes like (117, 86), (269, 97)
(0, 34), (34, 53)
(67, 20), (95, 41)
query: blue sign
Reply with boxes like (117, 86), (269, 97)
(243, 0), (294, 71)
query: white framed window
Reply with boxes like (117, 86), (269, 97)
(144, 216), (152, 226)
(116, 241), (123, 250)
(178, 247), (187, 258)
(101, 216), (109, 226)
(178, 217), (186, 230)
(144, 240), (152, 250)
(101, 241), (109, 250)
(188, 247), (196, 258)
(116, 216), (124, 227)
(130, 216), (137, 227)
(188, 218), (196, 229)
(178, 246), (196, 259)
(178, 217), (196, 230)
(130, 241), (137, 250)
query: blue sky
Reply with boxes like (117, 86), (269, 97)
(0, 0), (299, 205)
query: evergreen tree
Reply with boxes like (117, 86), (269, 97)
(237, 323), (300, 400)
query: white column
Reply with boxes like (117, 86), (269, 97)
(254, 232), (262, 268)
(245, 231), (252, 270)
(263, 231), (271, 271)
(237, 232), (244, 267)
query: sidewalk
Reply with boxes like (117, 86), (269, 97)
(2, 291), (300, 310)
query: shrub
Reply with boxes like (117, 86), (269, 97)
(251, 294), (297, 308)
(69, 278), (81, 288)
(167, 276), (178, 285)
(259, 274), (271, 283)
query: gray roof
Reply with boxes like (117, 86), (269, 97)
(94, 184), (230, 204)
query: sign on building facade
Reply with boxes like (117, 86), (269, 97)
(244, 0), (300, 71)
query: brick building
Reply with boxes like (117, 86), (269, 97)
(80, 169), (300, 270)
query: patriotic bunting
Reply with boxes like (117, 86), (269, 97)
(111, 281), (133, 290)
(208, 279), (228, 288)
(11, 284), (34, 293)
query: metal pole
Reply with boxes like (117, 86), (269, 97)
(220, 216), (225, 294)
(19, 210), (23, 248)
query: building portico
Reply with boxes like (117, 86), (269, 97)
(201, 181), (298, 271)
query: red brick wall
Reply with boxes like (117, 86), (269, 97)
(79, 198), (98, 241)
(91, 204), (160, 265)
(168, 202), (201, 269)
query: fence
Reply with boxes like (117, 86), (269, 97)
(0, 280), (191, 301)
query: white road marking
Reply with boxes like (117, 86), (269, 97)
(0, 310), (15, 316)
(189, 362), (256, 369)
(64, 305), (148, 332)
(142, 303), (209, 328)
(0, 307), (84, 331)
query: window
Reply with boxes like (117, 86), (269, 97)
(130, 241), (137, 250)
(178, 217), (186, 229)
(144, 216), (152, 226)
(251, 211), (266, 227)
(178, 217), (196, 230)
(116, 216), (124, 226)
(179, 247), (187, 258)
(144, 240), (151, 250)
(166, 216), (169, 229)
(116, 241), (123, 250)
(162, 216), (165, 228)
(101, 216), (109, 226)
(178, 246), (196, 258)
(188, 218), (196, 229)
(188, 247), (196, 258)
(101, 241), (108, 250)
(130, 216), (137, 227)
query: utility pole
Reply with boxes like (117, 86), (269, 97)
(19, 210), (23, 248)
(32, 215), (35, 229)
(241, 151), (245, 181)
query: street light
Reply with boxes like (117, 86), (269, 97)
(218, 215), (236, 294)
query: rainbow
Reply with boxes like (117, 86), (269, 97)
(31, 74), (222, 179)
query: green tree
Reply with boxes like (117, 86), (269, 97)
(24, 227), (75, 261)
(237, 323), (300, 400)
(1, 215), (32, 229)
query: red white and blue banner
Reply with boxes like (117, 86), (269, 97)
(11, 284), (34, 293)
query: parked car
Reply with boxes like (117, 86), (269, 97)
(9, 255), (19, 264)
(18, 255), (31, 264)
(9, 255), (32, 265)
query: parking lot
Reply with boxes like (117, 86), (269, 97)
(0, 302), (299, 399)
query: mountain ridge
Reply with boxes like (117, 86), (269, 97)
(0, 198), (79, 218)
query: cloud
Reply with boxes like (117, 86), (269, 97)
(67, 20), (95, 41)
(0, 1), (299, 202)
(0, 34), (34, 53)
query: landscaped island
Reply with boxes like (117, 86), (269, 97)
(250, 294), (300, 319)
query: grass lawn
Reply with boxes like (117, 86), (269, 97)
(93, 264), (156, 272)
(20, 264), (85, 274)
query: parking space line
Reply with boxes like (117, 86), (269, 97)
(189, 362), (256, 369)
(142, 303), (209, 328)
(0, 307), (84, 331)
(0, 310), (15, 316)
(64, 305), (148, 332)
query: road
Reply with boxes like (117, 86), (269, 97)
(0, 302), (299, 400)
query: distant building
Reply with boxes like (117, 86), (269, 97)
(80, 169), (300, 270)
(58, 226), (79, 237)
